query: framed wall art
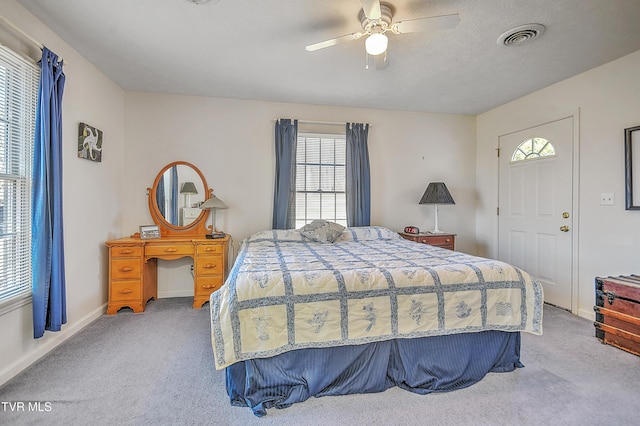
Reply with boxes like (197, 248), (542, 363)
(625, 125), (640, 210)
(78, 122), (103, 162)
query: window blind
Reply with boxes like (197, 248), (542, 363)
(0, 45), (39, 305)
(295, 133), (347, 228)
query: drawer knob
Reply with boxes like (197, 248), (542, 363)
(164, 248), (178, 253)
(203, 263), (217, 269)
(118, 289), (133, 294)
(445, 239), (450, 242)
(203, 247), (216, 252)
(203, 284), (216, 289)
(119, 249), (134, 255)
(118, 266), (134, 272)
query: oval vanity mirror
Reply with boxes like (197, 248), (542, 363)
(147, 161), (212, 237)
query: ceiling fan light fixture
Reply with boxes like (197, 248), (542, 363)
(365, 33), (388, 56)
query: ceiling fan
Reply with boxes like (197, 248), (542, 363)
(305, 0), (459, 70)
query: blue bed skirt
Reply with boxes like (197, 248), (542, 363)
(226, 331), (523, 417)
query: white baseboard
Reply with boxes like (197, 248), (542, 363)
(0, 303), (107, 387)
(577, 307), (595, 321)
(157, 290), (193, 298)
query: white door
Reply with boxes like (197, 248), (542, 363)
(498, 117), (574, 310)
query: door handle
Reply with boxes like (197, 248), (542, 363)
(560, 226), (570, 232)
(562, 212), (570, 218)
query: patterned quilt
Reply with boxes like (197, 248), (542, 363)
(210, 226), (543, 369)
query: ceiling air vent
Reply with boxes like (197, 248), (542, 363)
(497, 24), (546, 46)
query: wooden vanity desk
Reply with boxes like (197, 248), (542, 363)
(106, 161), (230, 314)
(106, 235), (229, 314)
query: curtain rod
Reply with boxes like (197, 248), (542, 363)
(0, 14), (64, 62)
(273, 119), (371, 127)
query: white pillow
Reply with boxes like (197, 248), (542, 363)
(335, 226), (401, 242)
(246, 229), (304, 242)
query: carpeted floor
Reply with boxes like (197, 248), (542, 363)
(1, 298), (639, 425)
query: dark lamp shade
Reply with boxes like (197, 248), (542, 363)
(180, 181), (198, 194)
(419, 182), (455, 205)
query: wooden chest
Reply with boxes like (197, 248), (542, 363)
(594, 275), (640, 356)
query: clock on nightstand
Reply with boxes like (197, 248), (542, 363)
(399, 232), (456, 250)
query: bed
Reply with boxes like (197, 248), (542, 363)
(210, 226), (543, 417)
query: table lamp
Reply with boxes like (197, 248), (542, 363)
(419, 182), (455, 234)
(200, 194), (228, 238)
(180, 181), (198, 207)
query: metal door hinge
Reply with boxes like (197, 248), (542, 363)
(497, 207), (499, 215)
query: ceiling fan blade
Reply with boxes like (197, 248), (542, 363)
(392, 13), (460, 34)
(306, 32), (363, 52)
(361, 0), (382, 20)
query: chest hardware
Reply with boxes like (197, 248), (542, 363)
(597, 289), (616, 305)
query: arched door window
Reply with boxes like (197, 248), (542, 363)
(511, 137), (556, 161)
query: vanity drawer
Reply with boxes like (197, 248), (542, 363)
(111, 259), (142, 280)
(196, 256), (223, 275)
(197, 244), (224, 255)
(109, 280), (142, 302)
(145, 243), (194, 257)
(195, 276), (224, 297)
(110, 245), (143, 258)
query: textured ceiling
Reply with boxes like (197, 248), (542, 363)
(17, 0), (640, 115)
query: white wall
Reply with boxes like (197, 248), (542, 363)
(123, 92), (477, 294)
(0, 1), (124, 385)
(476, 49), (640, 319)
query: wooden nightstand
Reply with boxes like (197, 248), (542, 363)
(400, 232), (456, 250)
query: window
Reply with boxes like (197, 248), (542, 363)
(511, 137), (556, 162)
(295, 133), (347, 228)
(0, 45), (39, 307)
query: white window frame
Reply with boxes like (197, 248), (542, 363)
(0, 45), (39, 315)
(510, 137), (557, 163)
(295, 132), (347, 228)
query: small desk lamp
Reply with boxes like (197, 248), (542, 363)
(419, 182), (455, 234)
(200, 194), (228, 239)
(180, 181), (198, 207)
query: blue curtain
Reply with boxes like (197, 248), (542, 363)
(272, 119), (298, 229)
(32, 47), (66, 338)
(346, 123), (371, 227)
(169, 165), (178, 225)
(156, 175), (166, 217)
